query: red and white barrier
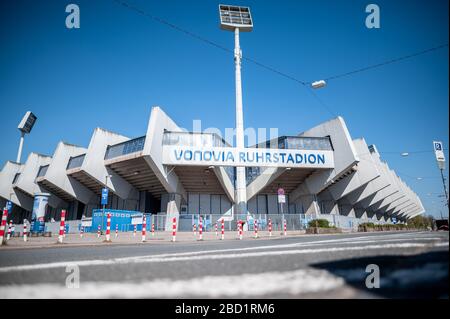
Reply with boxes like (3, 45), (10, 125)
(105, 212), (111, 241)
(268, 219), (272, 237)
(239, 220), (243, 240)
(254, 219), (258, 239)
(133, 224), (137, 237)
(0, 209), (8, 245)
(172, 217), (177, 242)
(142, 215), (146, 242)
(58, 210), (66, 243)
(198, 216), (203, 241)
(115, 224), (119, 238)
(221, 218), (225, 240)
(284, 219), (287, 236)
(23, 222), (28, 242)
(193, 223), (197, 236)
(97, 224), (101, 238)
(151, 223), (155, 237)
(7, 220), (12, 241)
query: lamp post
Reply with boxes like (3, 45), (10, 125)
(100, 174), (112, 235)
(219, 5), (253, 221)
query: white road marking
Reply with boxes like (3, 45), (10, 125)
(0, 268), (346, 299)
(0, 241), (446, 273)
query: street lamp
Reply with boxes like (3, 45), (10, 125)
(311, 80), (327, 89)
(219, 4), (253, 220)
(16, 111), (37, 163)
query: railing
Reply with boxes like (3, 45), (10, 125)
(36, 165), (49, 178)
(67, 154), (86, 170)
(255, 136), (333, 151)
(104, 136), (146, 160)
(163, 131), (231, 148)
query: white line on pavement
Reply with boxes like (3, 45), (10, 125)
(0, 268), (346, 299)
(0, 241), (446, 273)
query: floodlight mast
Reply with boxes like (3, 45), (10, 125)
(219, 5), (253, 219)
(234, 27), (247, 219)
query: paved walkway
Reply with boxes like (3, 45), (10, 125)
(0, 230), (310, 250)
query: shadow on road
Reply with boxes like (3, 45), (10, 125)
(310, 251), (449, 299)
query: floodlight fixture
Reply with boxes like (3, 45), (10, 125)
(219, 4), (253, 32)
(16, 111), (37, 163)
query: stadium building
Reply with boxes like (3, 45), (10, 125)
(0, 106), (424, 233)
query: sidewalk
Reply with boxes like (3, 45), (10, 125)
(0, 230), (308, 250)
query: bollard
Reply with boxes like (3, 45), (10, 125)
(254, 219), (258, 239)
(23, 222), (28, 242)
(172, 217), (177, 242)
(193, 223), (197, 236)
(58, 210), (66, 244)
(215, 222), (218, 237)
(198, 216), (203, 241)
(7, 220), (12, 241)
(97, 224), (101, 238)
(0, 209), (8, 245)
(115, 224), (119, 238)
(239, 220), (243, 240)
(268, 219), (272, 237)
(133, 224), (137, 237)
(151, 223), (155, 237)
(80, 225), (84, 238)
(142, 215), (146, 242)
(284, 219), (287, 236)
(105, 212), (111, 242)
(221, 218), (225, 240)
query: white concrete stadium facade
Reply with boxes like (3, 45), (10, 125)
(0, 106), (424, 229)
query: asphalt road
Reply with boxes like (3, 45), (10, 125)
(0, 231), (448, 298)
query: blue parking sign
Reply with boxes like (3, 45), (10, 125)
(101, 188), (109, 205)
(6, 201), (12, 212)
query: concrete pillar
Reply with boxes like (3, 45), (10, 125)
(165, 193), (181, 231)
(320, 200), (339, 215)
(298, 195), (320, 218)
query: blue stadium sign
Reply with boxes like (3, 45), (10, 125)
(101, 188), (109, 205)
(162, 146), (334, 169)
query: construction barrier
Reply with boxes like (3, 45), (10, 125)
(6, 220), (12, 241)
(142, 215), (146, 242)
(23, 222), (27, 242)
(105, 212), (111, 242)
(239, 220), (243, 240)
(198, 216), (203, 241)
(172, 217), (177, 242)
(268, 219), (272, 237)
(58, 210), (66, 244)
(0, 209), (8, 245)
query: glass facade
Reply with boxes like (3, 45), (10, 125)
(36, 165), (49, 178)
(104, 136), (146, 160)
(67, 154), (86, 170)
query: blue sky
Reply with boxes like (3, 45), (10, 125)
(0, 0), (448, 218)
